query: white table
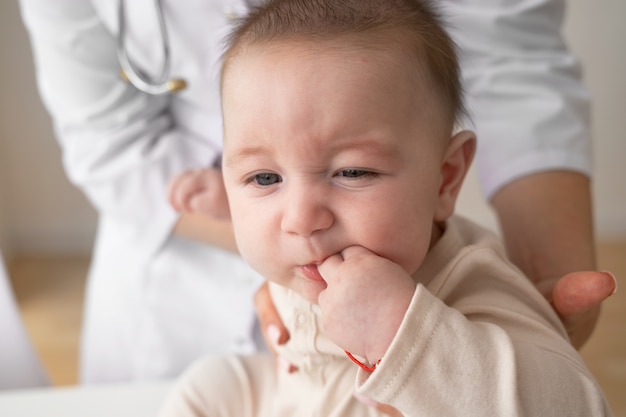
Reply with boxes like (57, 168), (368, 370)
(0, 381), (173, 417)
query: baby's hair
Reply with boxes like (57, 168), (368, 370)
(222, 0), (467, 130)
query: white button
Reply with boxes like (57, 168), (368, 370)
(296, 313), (307, 325)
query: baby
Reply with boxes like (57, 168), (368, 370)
(161, 0), (611, 415)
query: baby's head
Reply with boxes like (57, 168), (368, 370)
(222, 0), (467, 136)
(220, 0), (476, 302)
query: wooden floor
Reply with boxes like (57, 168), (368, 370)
(8, 243), (626, 415)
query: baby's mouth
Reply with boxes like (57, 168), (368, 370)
(300, 263), (326, 284)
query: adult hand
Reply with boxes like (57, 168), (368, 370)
(376, 404), (404, 417)
(254, 283), (297, 373)
(547, 271), (617, 348)
(168, 168), (230, 219)
(491, 171), (615, 348)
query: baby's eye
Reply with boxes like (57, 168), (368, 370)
(252, 172), (282, 186)
(336, 169), (378, 179)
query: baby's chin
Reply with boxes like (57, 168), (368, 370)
(293, 280), (327, 305)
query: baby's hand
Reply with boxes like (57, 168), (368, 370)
(167, 168), (230, 219)
(318, 246), (416, 365)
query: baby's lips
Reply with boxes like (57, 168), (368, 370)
(301, 263), (327, 284)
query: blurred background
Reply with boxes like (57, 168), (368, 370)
(0, 0), (624, 414)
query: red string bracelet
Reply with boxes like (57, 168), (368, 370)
(345, 351), (380, 372)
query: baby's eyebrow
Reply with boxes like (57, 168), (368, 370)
(329, 136), (399, 160)
(224, 145), (269, 167)
(224, 135), (398, 166)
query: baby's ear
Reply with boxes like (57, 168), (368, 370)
(434, 130), (476, 222)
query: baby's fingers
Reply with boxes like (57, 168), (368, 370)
(318, 246), (376, 281)
(318, 252), (343, 281)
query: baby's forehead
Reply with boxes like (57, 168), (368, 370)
(220, 0), (464, 134)
(222, 34), (429, 100)
(222, 37), (451, 135)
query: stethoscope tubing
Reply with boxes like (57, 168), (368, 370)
(117, 0), (185, 95)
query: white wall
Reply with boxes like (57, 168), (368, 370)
(0, 134), (11, 260)
(0, 1), (624, 256)
(563, 1), (626, 241)
(0, 0), (97, 255)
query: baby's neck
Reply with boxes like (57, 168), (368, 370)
(429, 221), (445, 250)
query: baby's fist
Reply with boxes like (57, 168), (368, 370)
(318, 246), (415, 363)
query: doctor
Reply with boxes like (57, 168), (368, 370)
(18, 0), (616, 384)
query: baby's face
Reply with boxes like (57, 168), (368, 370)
(222, 41), (448, 303)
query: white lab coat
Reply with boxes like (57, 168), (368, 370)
(18, 0), (591, 383)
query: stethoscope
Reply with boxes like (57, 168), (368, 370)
(117, 0), (187, 95)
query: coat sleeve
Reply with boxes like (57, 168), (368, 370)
(445, 0), (592, 198)
(18, 0), (219, 252)
(355, 249), (611, 416)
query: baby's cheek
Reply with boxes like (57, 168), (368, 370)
(237, 235), (272, 276)
(232, 220), (256, 259)
(236, 229), (257, 260)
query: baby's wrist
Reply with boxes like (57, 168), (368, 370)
(364, 285), (414, 363)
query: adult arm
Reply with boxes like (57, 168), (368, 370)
(173, 214), (238, 253)
(448, 0), (614, 347)
(492, 171), (615, 348)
